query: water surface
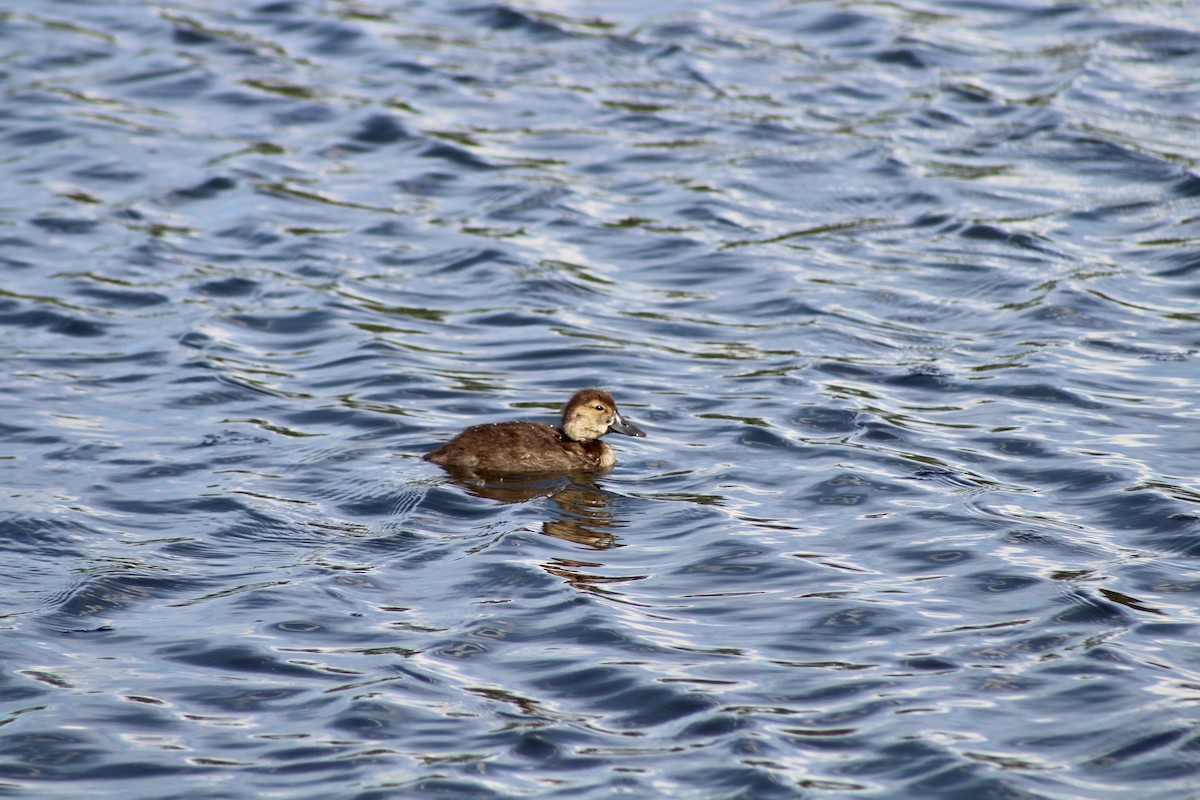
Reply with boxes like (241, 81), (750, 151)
(2, 1), (1200, 798)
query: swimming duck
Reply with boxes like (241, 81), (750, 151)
(425, 388), (645, 473)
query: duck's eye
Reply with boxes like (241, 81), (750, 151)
(594, 405), (605, 411)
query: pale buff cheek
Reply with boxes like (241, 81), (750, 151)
(566, 410), (607, 439)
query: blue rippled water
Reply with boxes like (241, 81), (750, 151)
(3, 1), (1200, 798)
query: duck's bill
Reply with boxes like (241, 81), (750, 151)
(609, 411), (646, 438)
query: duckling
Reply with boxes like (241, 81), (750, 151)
(425, 388), (645, 473)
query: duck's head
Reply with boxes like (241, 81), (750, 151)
(561, 388), (646, 443)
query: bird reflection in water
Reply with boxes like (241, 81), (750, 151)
(434, 466), (623, 549)
(433, 467), (650, 601)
